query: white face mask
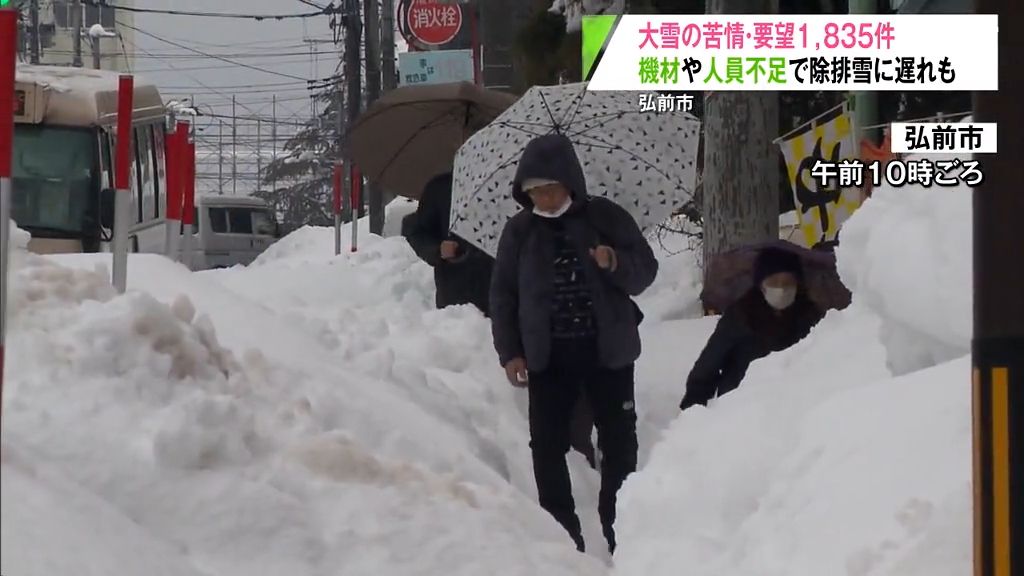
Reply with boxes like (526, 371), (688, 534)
(762, 285), (797, 310)
(532, 197), (572, 219)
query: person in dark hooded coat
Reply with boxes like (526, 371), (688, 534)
(490, 133), (659, 554)
(679, 247), (825, 411)
(406, 172), (493, 316)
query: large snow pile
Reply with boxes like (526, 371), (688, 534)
(612, 144), (974, 575)
(3, 167), (973, 576)
(2, 446), (208, 576)
(836, 139), (973, 375)
(2, 220), (609, 575)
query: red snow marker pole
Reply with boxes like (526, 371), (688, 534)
(0, 8), (18, 435)
(334, 162), (343, 256)
(181, 131), (196, 269)
(350, 164), (361, 253)
(111, 75), (134, 293)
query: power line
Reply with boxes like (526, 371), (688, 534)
(158, 80), (314, 90)
(295, 0), (331, 11)
(117, 20), (313, 82)
(140, 34), (336, 49)
(83, 1), (334, 20)
(46, 49), (343, 60)
(134, 60), (329, 74)
(117, 31), (263, 118)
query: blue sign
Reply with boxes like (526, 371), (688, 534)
(398, 49), (474, 86)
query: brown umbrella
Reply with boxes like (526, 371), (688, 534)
(347, 82), (519, 200)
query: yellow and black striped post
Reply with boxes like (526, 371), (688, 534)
(973, 2), (1023, 575)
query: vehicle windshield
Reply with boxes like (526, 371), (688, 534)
(12, 125), (97, 236)
(209, 206), (277, 236)
(251, 209), (277, 236)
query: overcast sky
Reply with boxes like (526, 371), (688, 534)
(130, 0), (343, 124)
(125, 0), (405, 194)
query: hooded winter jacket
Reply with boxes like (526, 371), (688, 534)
(407, 173), (494, 316)
(679, 286), (824, 410)
(490, 133), (659, 373)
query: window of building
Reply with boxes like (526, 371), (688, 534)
(52, 2), (116, 30)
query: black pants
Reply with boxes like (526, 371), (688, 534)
(528, 339), (638, 548)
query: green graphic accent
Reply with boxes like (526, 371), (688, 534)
(582, 15), (618, 81)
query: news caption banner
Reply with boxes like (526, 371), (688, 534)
(581, 14), (999, 248)
(811, 121), (996, 189)
(584, 14), (998, 92)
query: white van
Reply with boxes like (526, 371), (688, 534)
(183, 196), (280, 270)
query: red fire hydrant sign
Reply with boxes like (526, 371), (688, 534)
(406, 0), (462, 46)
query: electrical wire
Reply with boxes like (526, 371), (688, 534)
(158, 80), (316, 90)
(117, 20), (313, 82)
(117, 30), (264, 118)
(82, 0), (334, 20)
(44, 49), (343, 60)
(295, 0), (331, 11)
(144, 34), (337, 49)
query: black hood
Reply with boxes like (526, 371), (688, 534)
(423, 172), (454, 200)
(511, 133), (589, 210)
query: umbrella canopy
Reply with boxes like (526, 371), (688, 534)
(701, 240), (852, 314)
(348, 82), (519, 200)
(450, 82), (701, 257)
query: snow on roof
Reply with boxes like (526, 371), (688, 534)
(14, 64), (165, 127)
(15, 64), (157, 94)
(197, 195), (270, 208)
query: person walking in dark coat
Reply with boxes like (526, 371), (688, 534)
(490, 133), (659, 554)
(679, 247), (825, 411)
(407, 172), (493, 316)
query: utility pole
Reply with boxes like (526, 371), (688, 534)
(253, 117), (261, 194)
(232, 95), (237, 196)
(272, 95), (277, 193)
(71, 0), (83, 67)
(701, 0), (779, 293)
(381, 0), (396, 91)
(364, 0), (383, 234)
(344, 0), (362, 219)
(973, 1), (1023, 574)
(849, 0), (877, 146)
(218, 120), (224, 195)
(335, 89), (344, 255)
(28, 0), (39, 64)
(90, 36), (100, 69)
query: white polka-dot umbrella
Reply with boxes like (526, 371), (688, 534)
(450, 82), (701, 257)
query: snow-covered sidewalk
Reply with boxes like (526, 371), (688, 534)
(3, 163), (974, 575)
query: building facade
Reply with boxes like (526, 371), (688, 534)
(26, 0), (135, 71)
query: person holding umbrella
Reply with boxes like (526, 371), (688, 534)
(679, 247), (825, 411)
(406, 172), (493, 316)
(490, 133), (659, 554)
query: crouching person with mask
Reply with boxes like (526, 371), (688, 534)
(490, 134), (658, 554)
(679, 247), (825, 411)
